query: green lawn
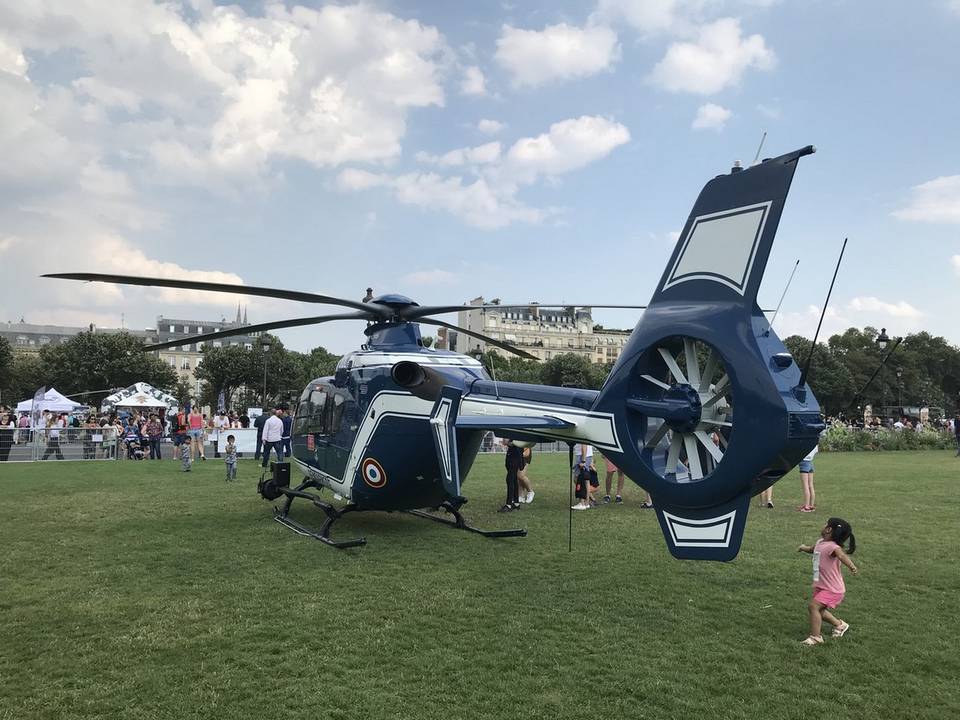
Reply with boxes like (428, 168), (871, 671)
(1, 451), (958, 720)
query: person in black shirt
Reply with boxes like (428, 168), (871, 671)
(253, 409), (268, 461)
(499, 439), (524, 512)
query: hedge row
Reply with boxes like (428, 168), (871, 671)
(819, 425), (957, 452)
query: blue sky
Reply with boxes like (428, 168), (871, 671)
(1, 0), (958, 354)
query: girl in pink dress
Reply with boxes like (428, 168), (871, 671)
(797, 517), (858, 645)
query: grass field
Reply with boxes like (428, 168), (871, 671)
(1, 451), (958, 720)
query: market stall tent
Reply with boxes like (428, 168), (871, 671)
(15, 388), (82, 414)
(102, 383), (178, 412)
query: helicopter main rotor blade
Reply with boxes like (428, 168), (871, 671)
(416, 318), (538, 360)
(43, 273), (388, 318)
(406, 303), (647, 319)
(143, 312), (370, 351)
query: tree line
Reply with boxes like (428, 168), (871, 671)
(2, 325), (958, 416)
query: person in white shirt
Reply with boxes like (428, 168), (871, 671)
(261, 408), (285, 467)
(571, 443), (597, 510)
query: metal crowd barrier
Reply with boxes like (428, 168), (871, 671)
(0, 427), (120, 463)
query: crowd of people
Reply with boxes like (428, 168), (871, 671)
(0, 403), (267, 463)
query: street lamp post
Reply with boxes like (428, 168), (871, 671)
(876, 328), (890, 416)
(896, 366), (903, 411)
(261, 337), (272, 406)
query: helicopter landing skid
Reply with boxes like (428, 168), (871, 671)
(405, 501), (528, 539)
(273, 483), (367, 549)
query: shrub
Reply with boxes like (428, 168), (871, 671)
(819, 425), (955, 452)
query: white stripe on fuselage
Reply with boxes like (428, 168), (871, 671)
(459, 395), (621, 451)
(301, 389), (623, 500)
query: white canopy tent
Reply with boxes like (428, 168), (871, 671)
(102, 383), (178, 413)
(16, 388), (83, 414)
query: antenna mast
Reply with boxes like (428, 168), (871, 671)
(798, 238), (848, 391)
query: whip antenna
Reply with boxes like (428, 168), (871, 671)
(798, 238), (848, 390)
(768, 259), (799, 331)
(751, 131), (767, 165)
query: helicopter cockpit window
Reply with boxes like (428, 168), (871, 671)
(294, 385), (329, 435)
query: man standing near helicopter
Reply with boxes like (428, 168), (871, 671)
(261, 407), (284, 467)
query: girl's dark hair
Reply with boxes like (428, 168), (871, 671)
(826, 517), (856, 554)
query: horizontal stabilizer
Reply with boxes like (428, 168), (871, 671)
(653, 491), (751, 562)
(455, 415), (574, 431)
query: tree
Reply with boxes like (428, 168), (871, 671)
(783, 335), (855, 415)
(476, 351), (541, 384)
(0, 336), (12, 405)
(297, 346), (341, 383)
(38, 331), (177, 399)
(540, 353), (601, 389)
(195, 344), (252, 410)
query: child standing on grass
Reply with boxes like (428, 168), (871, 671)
(224, 434), (238, 482)
(798, 517), (858, 646)
(180, 439), (192, 472)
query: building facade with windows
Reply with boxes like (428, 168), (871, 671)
(146, 308), (259, 386)
(1, 307), (259, 393)
(440, 297), (634, 364)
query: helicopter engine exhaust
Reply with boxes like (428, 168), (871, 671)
(391, 361), (449, 402)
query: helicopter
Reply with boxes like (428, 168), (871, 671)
(45, 144), (825, 561)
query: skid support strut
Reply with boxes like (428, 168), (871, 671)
(273, 480), (367, 549)
(406, 499), (527, 539)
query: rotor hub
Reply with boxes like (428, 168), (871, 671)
(663, 384), (703, 434)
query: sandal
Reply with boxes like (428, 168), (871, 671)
(800, 635), (823, 646)
(832, 622), (849, 638)
(640, 502), (653, 509)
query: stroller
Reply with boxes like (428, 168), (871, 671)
(123, 430), (146, 460)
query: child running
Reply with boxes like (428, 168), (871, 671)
(797, 517), (858, 646)
(224, 434), (238, 482)
(180, 439), (192, 472)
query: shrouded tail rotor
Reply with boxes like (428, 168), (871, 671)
(630, 336), (733, 483)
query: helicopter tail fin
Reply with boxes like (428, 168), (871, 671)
(649, 145), (814, 309)
(652, 491), (751, 561)
(429, 386), (463, 498)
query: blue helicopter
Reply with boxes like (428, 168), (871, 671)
(45, 145), (824, 560)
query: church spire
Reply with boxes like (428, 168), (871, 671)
(243, 305), (248, 325)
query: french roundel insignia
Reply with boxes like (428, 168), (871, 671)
(361, 458), (387, 488)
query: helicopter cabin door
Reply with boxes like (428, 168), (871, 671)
(295, 381), (351, 482)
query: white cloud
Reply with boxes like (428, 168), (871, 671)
(1, 2), (450, 189)
(500, 115), (631, 186)
(0, 236), (19, 254)
(649, 18), (775, 94)
(948, 1), (960, 17)
(0, 35), (28, 77)
(951, 255), (960, 276)
(401, 269), (459, 286)
(460, 66), (487, 96)
(495, 23), (621, 87)
(593, 0), (693, 35)
(336, 168), (389, 191)
(892, 175), (960, 224)
(847, 296), (923, 319)
(756, 103), (781, 119)
(477, 119), (506, 135)
(338, 115), (630, 229)
(416, 142), (502, 167)
(692, 103), (732, 130)
(0, 1), (453, 338)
